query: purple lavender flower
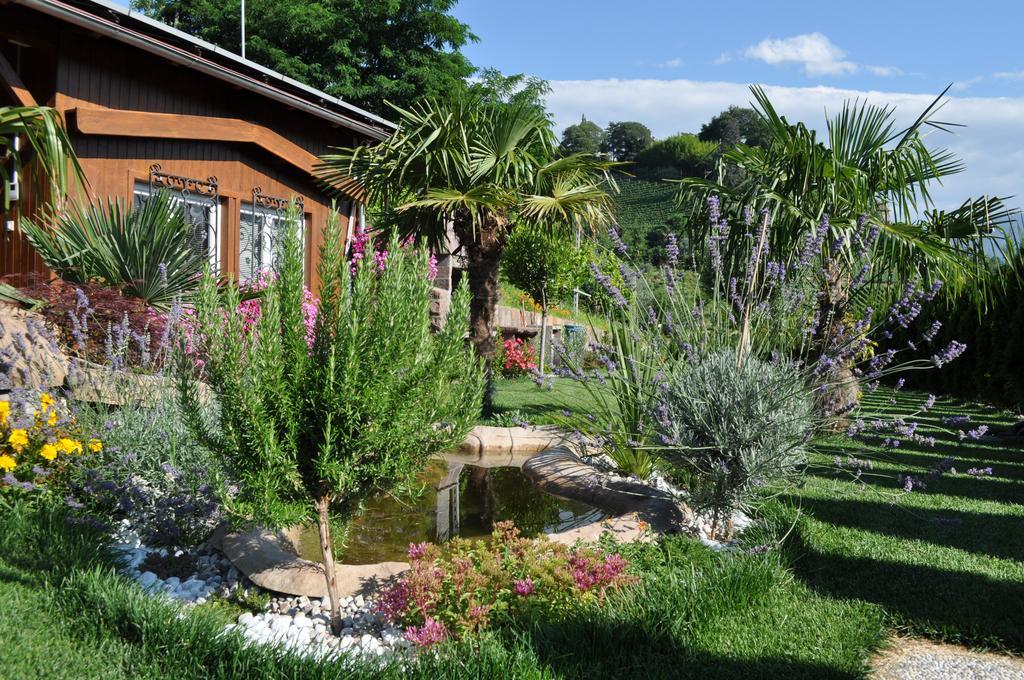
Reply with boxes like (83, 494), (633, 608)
(608, 226), (628, 256)
(591, 263), (627, 308)
(966, 467), (993, 476)
(922, 320), (942, 343)
(931, 340), (967, 368)
(665, 232), (680, 265)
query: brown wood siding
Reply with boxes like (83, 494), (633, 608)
(1, 13), (369, 287)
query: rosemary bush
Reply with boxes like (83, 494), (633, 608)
(175, 207), (484, 632)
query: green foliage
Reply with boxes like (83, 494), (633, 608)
(698, 106), (769, 147)
(376, 522), (631, 642)
(633, 133), (716, 179)
(894, 251), (1024, 410)
(600, 121), (653, 161)
(19, 191), (204, 310)
(677, 85), (1017, 313)
(503, 226), (588, 310)
(131, 0), (476, 116)
(1, 105), (84, 209)
(560, 117), (605, 155)
(176, 208), (483, 526)
(654, 350), (813, 537)
(610, 178), (684, 267)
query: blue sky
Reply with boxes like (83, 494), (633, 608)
(454, 0), (1024, 98)
(453, 0), (1024, 211)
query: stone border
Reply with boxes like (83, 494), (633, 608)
(220, 528), (408, 600)
(522, 446), (691, 534)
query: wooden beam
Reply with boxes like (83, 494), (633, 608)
(68, 107), (362, 199)
(0, 50), (37, 106)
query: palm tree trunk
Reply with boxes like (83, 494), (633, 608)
(815, 262), (859, 427)
(314, 495), (343, 635)
(456, 215), (508, 416)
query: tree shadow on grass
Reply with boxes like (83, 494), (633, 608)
(782, 495), (1024, 563)
(784, 525), (1024, 651)
(514, 616), (865, 680)
(804, 465), (1024, 506)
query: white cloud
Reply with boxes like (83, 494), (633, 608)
(866, 65), (903, 77)
(994, 70), (1024, 80)
(546, 78), (1024, 211)
(657, 57), (683, 69)
(743, 33), (857, 76)
(951, 76), (985, 92)
(725, 33), (900, 79)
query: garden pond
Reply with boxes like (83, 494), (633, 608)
(294, 458), (602, 564)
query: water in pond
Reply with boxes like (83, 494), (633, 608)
(297, 458), (602, 564)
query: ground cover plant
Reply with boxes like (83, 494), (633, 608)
(175, 208), (484, 632)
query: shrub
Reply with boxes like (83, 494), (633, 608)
(0, 390), (101, 499)
(375, 521), (631, 646)
(652, 350), (813, 537)
(18, 190), (204, 310)
(174, 207), (484, 632)
(501, 337), (537, 378)
(6, 276), (166, 368)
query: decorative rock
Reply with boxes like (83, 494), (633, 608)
(139, 571), (158, 588)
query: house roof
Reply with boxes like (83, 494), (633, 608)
(12, 0), (397, 140)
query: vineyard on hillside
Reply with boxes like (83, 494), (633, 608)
(609, 177), (683, 265)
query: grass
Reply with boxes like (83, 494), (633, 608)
(484, 376), (603, 425)
(0, 499), (885, 679)
(2, 386), (1019, 678)
(770, 390), (1024, 652)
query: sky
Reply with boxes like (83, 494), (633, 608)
(453, 0), (1024, 211)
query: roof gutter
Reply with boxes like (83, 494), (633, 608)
(13, 0), (394, 140)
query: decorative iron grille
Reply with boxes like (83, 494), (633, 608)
(142, 164), (221, 273)
(240, 187), (304, 281)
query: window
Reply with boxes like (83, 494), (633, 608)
(240, 190), (304, 283)
(134, 178), (221, 272)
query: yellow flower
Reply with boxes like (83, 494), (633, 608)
(8, 429), (29, 452)
(0, 401), (10, 426)
(39, 443), (58, 461)
(57, 438), (83, 455)
(88, 439), (103, 453)
(0, 454), (15, 472)
(47, 410), (59, 427)
(39, 393), (55, 410)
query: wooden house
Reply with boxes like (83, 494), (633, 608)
(0, 0), (394, 286)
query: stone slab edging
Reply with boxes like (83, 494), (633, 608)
(220, 528), (408, 600)
(522, 446), (692, 534)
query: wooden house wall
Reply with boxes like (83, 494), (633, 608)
(2, 15), (364, 287)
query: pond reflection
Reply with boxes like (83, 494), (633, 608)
(297, 458), (601, 564)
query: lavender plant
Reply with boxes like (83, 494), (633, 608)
(563, 196), (972, 537)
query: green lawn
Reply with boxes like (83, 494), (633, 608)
(772, 391), (1024, 651)
(486, 376), (602, 425)
(1, 387), (1020, 678)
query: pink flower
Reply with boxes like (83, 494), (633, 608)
(373, 581), (410, 622)
(404, 617), (448, 647)
(407, 541), (428, 561)
(513, 577), (535, 597)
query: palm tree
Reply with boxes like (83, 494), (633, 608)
(316, 93), (618, 412)
(1, 105), (84, 209)
(675, 85), (1017, 414)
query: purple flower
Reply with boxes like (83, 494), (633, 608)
(405, 617), (448, 647)
(922, 320), (942, 343)
(407, 541), (428, 561)
(513, 577), (536, 596)
(608, 226), (628, 256)
(665, 232), (679, 265)
(923, 394), (937, 411)
(931, 340), (967, 368)
(966, 467), (993, 476)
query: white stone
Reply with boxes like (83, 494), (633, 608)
(270, 617), (292, 635)
(138, 571), (158, 588)
(292, 614), (312, 629)
(238, 613), (255, 626)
